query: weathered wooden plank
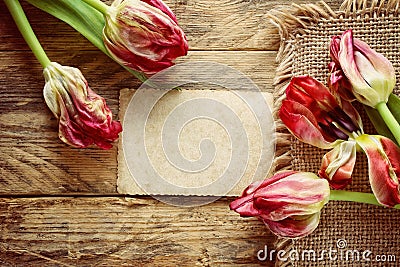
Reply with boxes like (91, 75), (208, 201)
(0, 50), (277, 194)
(0, 197), (275, 266)
(0, 0), (341, 52)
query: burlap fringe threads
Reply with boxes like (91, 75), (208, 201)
(267, 0), (400, 266)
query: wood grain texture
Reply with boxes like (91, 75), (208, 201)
(0, 0), (341, 52)
(0, 197), (275, 266)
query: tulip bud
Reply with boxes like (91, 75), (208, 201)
(104, 0), (188, 75)
(230, 171), (330, 238)
(334, 29), (396, 108)
(43, 62), (122, 149)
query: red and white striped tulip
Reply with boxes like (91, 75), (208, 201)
(43, 62), (122, 149)
(104, 0), (188, 75)
(230, 171), (330, 238)
(330, 29), (396, 108)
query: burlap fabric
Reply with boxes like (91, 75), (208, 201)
(269, 1), (400, 266)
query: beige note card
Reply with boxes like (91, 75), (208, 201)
(117, 88), (275, 196)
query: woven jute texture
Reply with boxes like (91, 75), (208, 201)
(269, 0), (400, 266)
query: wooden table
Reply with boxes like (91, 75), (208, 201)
(0, 0), (339, 266)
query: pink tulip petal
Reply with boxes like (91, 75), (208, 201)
(329, 36), (341, 64)
(356, 135), (400, 207)
(353, 38), (396, 87)
(58, 93), (94, 148)
(105, 0), (188, 75)
(229, 194), (259, 217)
(242, 171), (297, 197)
(288, 76), (338, 110)
(353, 51), (389, 102)
(319, 141), (357, 189)
(229, 171), (297, 217)
(230, 171), (330, 238)
(262, 213), (321, 239)
(279, 99), (336, 148)
(329, 37), (357, 101)
(253, 172), (330, 221)
(141, 0), (178, 23)
(338, 30), (370, 92)
(329, 72), (355, 101)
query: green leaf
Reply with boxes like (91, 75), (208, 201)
(25, 0), (147, 82)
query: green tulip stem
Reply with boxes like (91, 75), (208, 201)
(330, 190), (400, 209)
(4, 0), (51, 68)
(376, 101), (400, 145)
(81, 0), (109, 15)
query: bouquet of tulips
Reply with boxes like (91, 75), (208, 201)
(231, 29), (400, 239)
(4, 0), (188, 149)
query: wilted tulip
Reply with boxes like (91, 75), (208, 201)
(356, 134), (400, 207)
(103, 0), (188, 75)
(330, 29), (396, 108)
(43, 62), (122, 149)
(230, 171), (330, 238)
(279, 76), (363, 188)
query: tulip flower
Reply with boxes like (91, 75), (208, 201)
(6, 0), (121, 149)
(329, 29), (400, 145)
(279, 76), (363, 189)
(229, 171), (330, 238)
(82, 0), (188, 75)
(43, 62), (122, 149)
(356, 134), (400, 207)
(230, 169), (400, 238)
(330, 29), (396, 107)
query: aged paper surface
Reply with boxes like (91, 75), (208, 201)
(118, 89), (274, 196)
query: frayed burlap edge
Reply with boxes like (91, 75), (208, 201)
(267, 1), (400, 266)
